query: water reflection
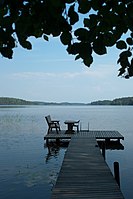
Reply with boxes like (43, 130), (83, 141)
(44, 139), (124, 163)
(44, 141), (69, 163)
(98, 140), (124, 160)
(43, 141), (68, 191)
(1, 105), (132, 199)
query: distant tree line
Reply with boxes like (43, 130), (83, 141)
(91, 97), (133, 105)
(0, 97), (133, 106)
(0, 97), (34, 105)
(0, 97), (87, 105)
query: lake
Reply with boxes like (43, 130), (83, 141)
(0, 105), (133, 199)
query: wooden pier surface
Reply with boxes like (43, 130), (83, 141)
(50, 132), (124, 199)
(44, 130), (124, 141)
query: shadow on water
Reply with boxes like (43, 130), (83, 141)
(97, 140), (124, 160)
(44, 139), (124, 163)
(43, 140), (69, 193)
(44, 140), (69, 164)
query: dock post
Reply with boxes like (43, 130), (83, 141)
(102, 141), (106, 160)
(56, 138), (60, 145)
(46, 138), (49, 146)
(114, 161), (120, 187)
(117, 138), (120, 143)
(105, 138), (110, 143)
(80, 122), (82, 131)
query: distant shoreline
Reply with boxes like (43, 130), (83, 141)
(0, 96), (133, 106)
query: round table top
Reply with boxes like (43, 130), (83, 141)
(64, 120), (79, 124)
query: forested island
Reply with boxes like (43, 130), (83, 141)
(91, 97), (133, 105)
(0, 97), (35, 105)
(0, 97), (133, 106)
(0, 97), (87, 106)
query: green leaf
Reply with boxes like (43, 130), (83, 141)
(43, 35), (49, 41)
(51, 27), (61, 37)
(33, 28), (43, 38)
(121, 58), (130, 67)
(74, 28), (89, 41)
(84, 14), (98, 29)
(1, 16), (12, 28)
(75, 54), (80, 60)
(0, 6), (8, 17)
(93, 38), (107, 55)
(0, 47), (13, 59)
(126, 37), (133, 45)
(117, 55), (130, 67)
(91, 0), (103, 11)
(78, 0), (91, 14)
(127, 2), (133, 18)
(60, 17), (72, 32)
(115, 3), (126, 15)
(70, 11), (79, 25)
(119, 50), (132, 58)
(20, 40), (32, 50)
(65, 0), (75, 3)
(67, 43), (79, 55)
(67, 42), (92, 59)
(83, 56), (93, 67)
(60, 31), (72, 45)
(8, 36), (15, 48)
(130, 32), (133, 38)
(103, 32), (116, 47)
(116, 40), (127, 49)
(118, 68), (125, 76)
(125, 75), (130, 79)
(78, 43), (92, 59)
(49, 0), (65, 8)
(68, 4), (79, 25)
(84, 18), (90, 28)
(128, 65), (133, 77)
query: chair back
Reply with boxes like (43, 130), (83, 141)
(45, 115), (51, 126)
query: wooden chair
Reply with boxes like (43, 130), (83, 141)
(45, 115), (61, 134)
(73, 120), (80, 132)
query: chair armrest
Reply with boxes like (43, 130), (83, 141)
(74, 120), (80, 124)
(51, 120), (60, 124)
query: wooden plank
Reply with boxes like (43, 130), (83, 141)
(44, 130), (124, 140)
(44, 130), (72, 140)
(77, 131), (124, 140)
(51, 136), (124, 199)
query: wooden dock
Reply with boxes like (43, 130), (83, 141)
(46, 130), (125, 198)
(51, 134), (124, 199)
(44, 130), (124, 141)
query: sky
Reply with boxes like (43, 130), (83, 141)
(0, 36), (133, 103)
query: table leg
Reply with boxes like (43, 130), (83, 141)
(66, 123), (75, 134)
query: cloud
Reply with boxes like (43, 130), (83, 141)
(11, 71), (105, 80)
(11, 71), (69, 79)
(37, 58), (74, 63)
(10, 63), (117, 81)
(10, 71), (95, 79)
(12, 72), (56, 79)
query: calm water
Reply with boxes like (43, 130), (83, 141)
(0, 105), (133, 199)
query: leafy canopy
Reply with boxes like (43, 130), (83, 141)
(1, 0), (133, 78)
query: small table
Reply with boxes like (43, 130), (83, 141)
(64, 120), (79, 134)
